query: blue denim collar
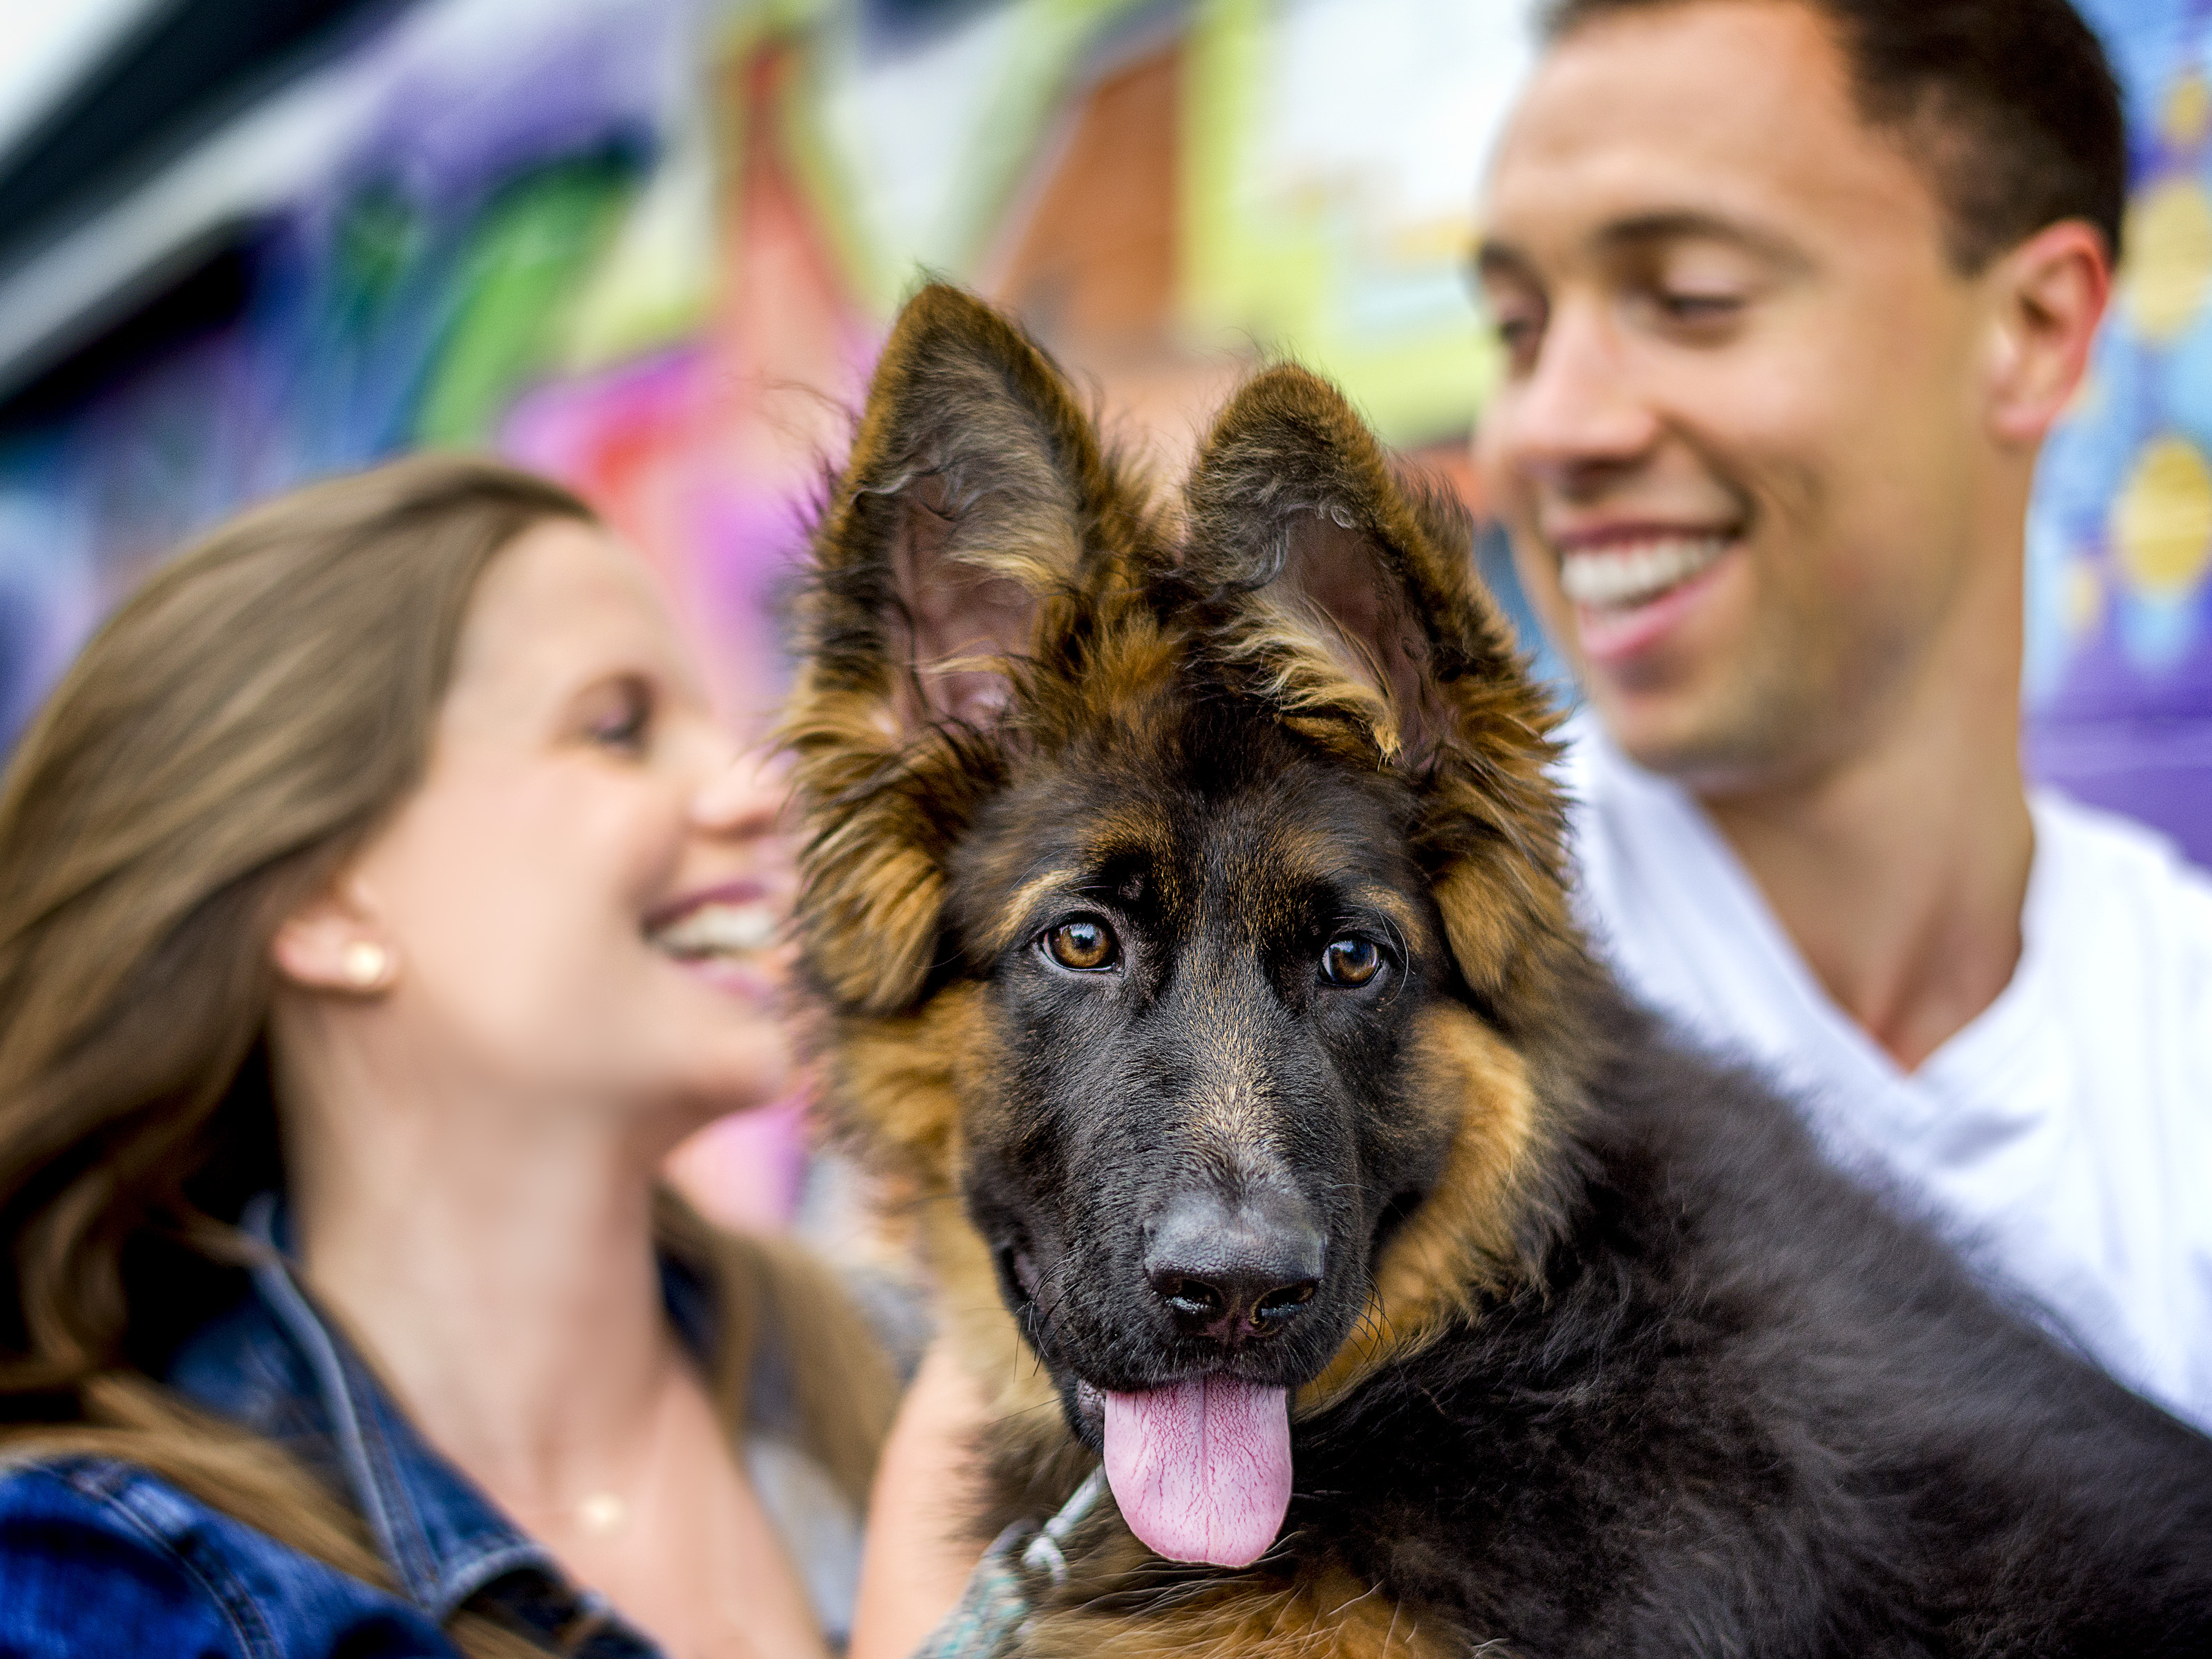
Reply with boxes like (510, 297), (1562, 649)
(166, 1194), (658, 1650)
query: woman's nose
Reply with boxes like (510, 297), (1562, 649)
(692, 745), (786, 838)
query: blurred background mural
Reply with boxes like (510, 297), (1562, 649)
(2033, 0), (2212, 874)
(0, 0), (1542, 755)
(0, 0), (2203, 1217)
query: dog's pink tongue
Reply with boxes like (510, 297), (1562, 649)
(1101, 1377), (1291, 1567)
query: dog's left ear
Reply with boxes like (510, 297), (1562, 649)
(1183, 365), (1574, 1004)
(786, 284), (1145, 1016)
(1183, 365), (1526, 765)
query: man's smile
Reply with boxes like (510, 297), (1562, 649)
(1542, 521), (1746, 666)
(1559, 530), (1733, 610)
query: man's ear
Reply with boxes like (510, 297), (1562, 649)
(784, 284), (1141, 1015)
(1984, 218), (2110, 449)
(270, 876), (394, 995)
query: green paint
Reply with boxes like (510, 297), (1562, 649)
(413, 154), (641, 446)
(332, 186), (422, 334)
(1181, 0), (1497, 447)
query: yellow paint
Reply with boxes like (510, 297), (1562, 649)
(2062, 556), (2106, 639)
(1180, 0), (1496, 444)
(2110, 436), (2212, 600)
(2166, 71), (2212, 151)
(2164, 73), (2212, 150)
(2122, 178), (2212, 342)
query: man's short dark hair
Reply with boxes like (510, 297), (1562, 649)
(1539, 0), (2126, 271)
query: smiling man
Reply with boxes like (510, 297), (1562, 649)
(1475, 0), (2212, 1430)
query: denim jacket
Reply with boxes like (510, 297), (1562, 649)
(0, 1196), (863, 1658)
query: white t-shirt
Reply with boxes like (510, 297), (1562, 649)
(1562, 716), (2212, 1433)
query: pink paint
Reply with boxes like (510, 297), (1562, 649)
(665, 1094), (809, 1231)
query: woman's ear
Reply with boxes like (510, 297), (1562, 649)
(1984, 218), (2111, 449)
(271, 877), (397, 994)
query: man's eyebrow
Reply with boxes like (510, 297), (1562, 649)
(1595, 209), (1808, 269)
(1472, 238), (1537, 283)
(1472, 212), (1810, 284)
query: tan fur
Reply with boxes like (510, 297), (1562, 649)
(1025, 1559), (1470, 1658)
(1300, 1006), (1548, 1411)
(1432, 858), (1573, 1006)
(1074, 605), (1183, 721)
(778, 683), (950, 1012)
(966, 795), (1178, 960)
(822, 986), (984, 1186)
(828, 987), (1069, 1427)
(1219, 603), (1405, 762)
(1337, 881), (1436, 961)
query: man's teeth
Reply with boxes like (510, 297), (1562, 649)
(1559, 535), (1730, 610)
(651, 902), (779, 959)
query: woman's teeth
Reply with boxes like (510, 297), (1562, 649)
(650, 901), (779, 960)
(1559, 534), (1731, 610)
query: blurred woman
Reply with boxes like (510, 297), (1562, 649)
(0, 456), (896, 1658)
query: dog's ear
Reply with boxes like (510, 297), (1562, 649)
(803, 283), (1125, 729)
(1183, 366), (1577, 1007)
(787, 285), (1132, 1013)
(1181, 366), (1525, 767)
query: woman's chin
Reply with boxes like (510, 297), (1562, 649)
(662, 948), (787, 1007)
(676, 1038), (797, 1123)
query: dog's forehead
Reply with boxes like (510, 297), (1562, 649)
(964, 698), (1425, 930)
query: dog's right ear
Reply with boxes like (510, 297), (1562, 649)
(803, 283), (1127, 732)
(1183, 364), (1576, 1011)
(786, 285), (1125, 1015)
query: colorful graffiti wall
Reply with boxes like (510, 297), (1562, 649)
(0, 0), (2204, 865)
(0, 0), (1541, 740)
(2035, 0), (2212, 866)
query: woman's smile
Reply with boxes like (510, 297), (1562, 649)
(646, 879), (792, 1001)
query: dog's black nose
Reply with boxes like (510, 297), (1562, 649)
(1144, 1188), (1325, 1343)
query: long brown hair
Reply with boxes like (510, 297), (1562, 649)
(0, 455), (894, 1655)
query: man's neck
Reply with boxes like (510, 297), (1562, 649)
(1696, 677), (2034, 1075)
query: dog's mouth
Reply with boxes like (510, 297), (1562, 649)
(994, 1183), (1437, 1569)
(1080, 1373), (1293, 1568)
(1001, 1238), (1303, 1569)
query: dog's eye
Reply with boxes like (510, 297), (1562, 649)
(1320, 937), (1383, 987)
(1043, 917), (1118, 972)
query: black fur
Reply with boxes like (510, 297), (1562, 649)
(789, 285), (2212, 1656)
(957, 670), (2212, 1654)
(1291, 1001), (2212, 1652)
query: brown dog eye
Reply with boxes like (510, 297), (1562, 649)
(1044, 918), (1118, 972)
(1320, 937), (1382, 987)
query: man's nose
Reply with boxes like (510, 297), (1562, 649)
(1485, 301), (1659, 492)
(1143, 1187), (1326, 1346)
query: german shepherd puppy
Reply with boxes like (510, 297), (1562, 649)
(783, 285), (2212, 1656)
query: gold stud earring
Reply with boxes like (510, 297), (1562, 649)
(341, 941), (389, 990)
